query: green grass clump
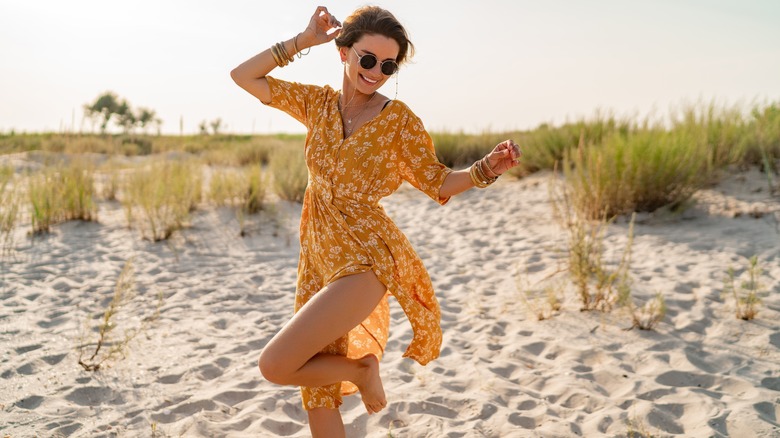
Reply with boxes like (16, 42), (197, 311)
(122, 160), (203, 241)
(723, 255), (766, 320)
(563, 128), (710, 219)
(201, 136), (290, 167)
(209, 168), (246, 207)
(28, 160), (98, 234)
(243, 164), (267, 215)
(209, 164), (268, 235)
(270, 147), (308, 203)
(671, 102), (751, 171)
(520, 113), (632, 173)
(59, 160), (99, 222)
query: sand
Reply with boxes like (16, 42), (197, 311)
(1, 164), (779, 437)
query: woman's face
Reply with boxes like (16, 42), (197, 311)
(341, 33), (400, 94)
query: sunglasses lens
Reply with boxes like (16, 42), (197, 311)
(354, 48), (398, 76)
(381, 62), (398, 75)
(359, 54), (377, 70)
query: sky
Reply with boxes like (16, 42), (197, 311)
(1, 0), (779, 135)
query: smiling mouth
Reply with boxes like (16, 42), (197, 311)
(360, 74), (379, 85)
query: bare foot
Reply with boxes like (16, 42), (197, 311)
(353, 354), (387, 414)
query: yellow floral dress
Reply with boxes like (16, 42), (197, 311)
(264, 76), (452, 410)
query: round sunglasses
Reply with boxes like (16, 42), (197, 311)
(352, 47), (399, 76)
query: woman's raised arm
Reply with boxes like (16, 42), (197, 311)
(230, 6), (342, 103)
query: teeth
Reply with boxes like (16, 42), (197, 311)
(361, 74), (377, 84)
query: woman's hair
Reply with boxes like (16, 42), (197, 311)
(334, 6), (414, 65)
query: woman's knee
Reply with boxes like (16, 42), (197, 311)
(258, 346), (292, 385)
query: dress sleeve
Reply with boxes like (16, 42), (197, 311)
(396, 109), (453, 205)
(263, 76), (322, 128)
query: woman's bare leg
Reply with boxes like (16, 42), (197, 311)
(308, 407), (345, 438)
(259, 271), (388, 415)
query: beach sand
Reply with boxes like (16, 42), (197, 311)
(1, 165), (779, 437)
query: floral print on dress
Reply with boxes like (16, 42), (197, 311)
(264, 76), (452, 410)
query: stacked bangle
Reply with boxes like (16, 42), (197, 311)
(271, 34), (310, 68)
(470, 156), (498, 188)
(271, 41), (294, 67)
(469, 157), (498, 189)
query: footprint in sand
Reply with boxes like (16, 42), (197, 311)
(754, 401), (780, 424)
(41, 353), (67, 365)
(15, 344), (43, 354)
(213, 390), (258, 407)
(15, 395), (44, 410)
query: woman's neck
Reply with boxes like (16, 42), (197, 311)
(340, 82), (376, 108)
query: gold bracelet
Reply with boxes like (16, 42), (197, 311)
(471, 157), (497, 189)
(470, 162), (490, 188)
(276, 43), (289, 66)
(270, 44), (285, 67)
(481, 158), (497, 181)
(278, 42), (293, 64)
(475, 159), (492, 184)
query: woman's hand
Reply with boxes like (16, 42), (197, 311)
(484, 140), (522, 177)
(299, 6), (342, 48)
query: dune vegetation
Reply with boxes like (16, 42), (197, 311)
(0, 99), (777, 243)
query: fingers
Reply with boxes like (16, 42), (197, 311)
(315, 6), (341, 29)
(502, 139), (522, 163)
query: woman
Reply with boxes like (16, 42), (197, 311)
(231, 5), (521, 437)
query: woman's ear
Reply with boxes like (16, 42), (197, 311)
(338, 47), (348, 63)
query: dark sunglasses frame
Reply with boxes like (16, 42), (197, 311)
(352, 47), (399, 76)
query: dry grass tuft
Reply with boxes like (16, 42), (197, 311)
(78, 258), (163, 371)
(270, 147), (308, 203)
(0, 166), (20, 258)
(121, 159), (202, 241)
(723, 255), (766, 320)
(516, 268), (563, 321)
(27, 160), (98, 234)
(209, 164), (268, 236)
(550, 173), (633, 312)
